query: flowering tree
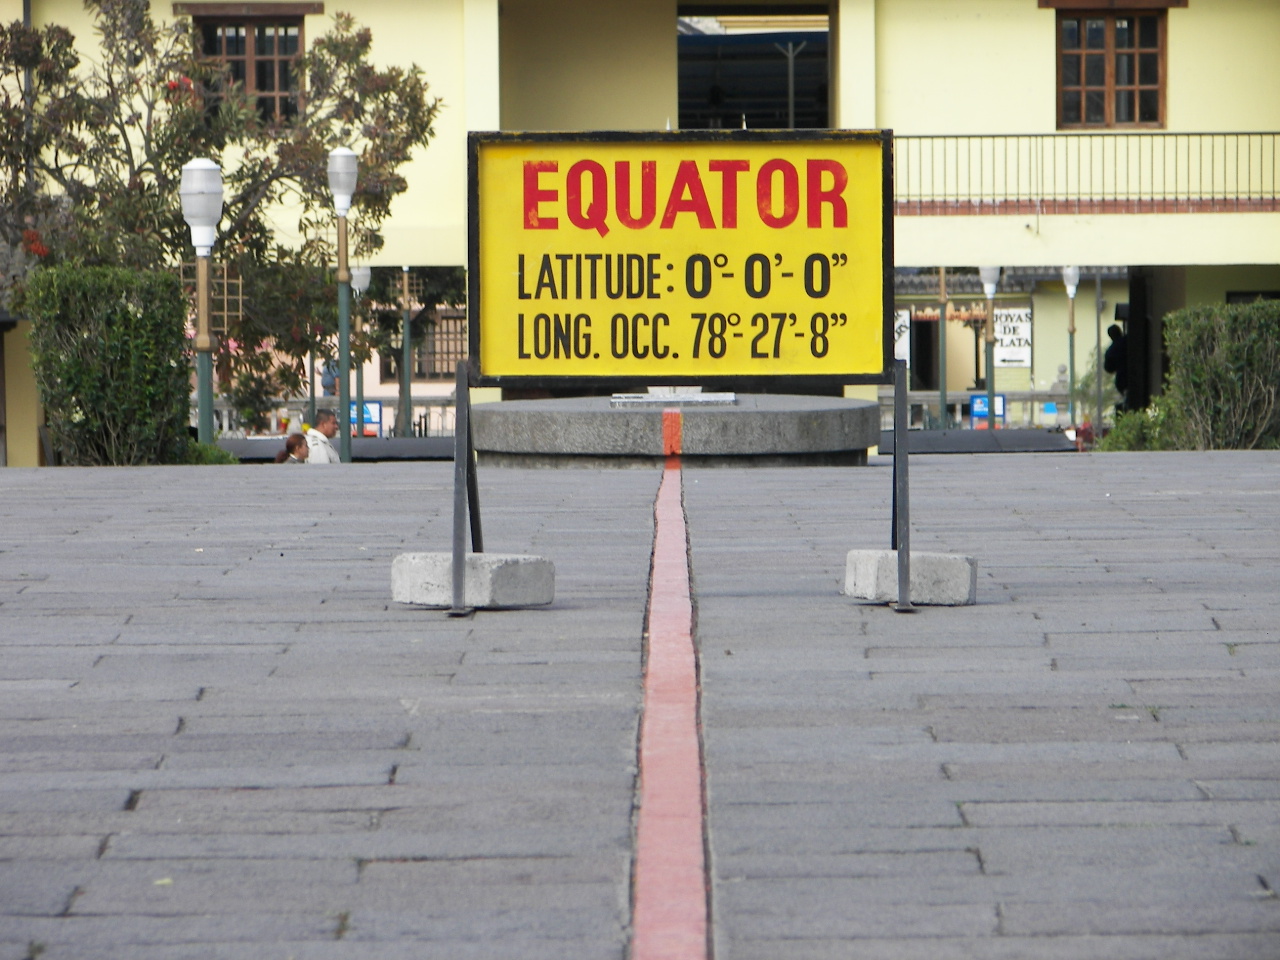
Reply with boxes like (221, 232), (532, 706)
(1, 0), (441, 399)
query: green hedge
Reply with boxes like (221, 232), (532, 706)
(1103, 299), (1280, 451)
(25, 266), (192, 465)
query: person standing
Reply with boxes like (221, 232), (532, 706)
(1103, 324), (1129, 411)
(306, 410), (342, 464)
(275, 433), (309, 464)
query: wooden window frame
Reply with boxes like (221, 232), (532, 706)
(175, 4), (323, 123)
(1056, 9), (1166, 130)
(1040, 0), (1183, 8)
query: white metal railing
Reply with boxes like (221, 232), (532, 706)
(894, 132), (1279, 215)
(206, 396), (456, 438)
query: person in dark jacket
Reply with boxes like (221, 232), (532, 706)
(1103, 324), (1128, 410)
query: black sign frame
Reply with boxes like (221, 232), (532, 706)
(467, 128), (895, 391)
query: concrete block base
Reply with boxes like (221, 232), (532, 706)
(844, 549), (977, 606)
(392, 553), (554, 608)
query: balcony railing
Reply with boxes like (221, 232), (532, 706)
(894, 132), (1279, 215)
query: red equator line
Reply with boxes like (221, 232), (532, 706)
(631, 444), (708, 960)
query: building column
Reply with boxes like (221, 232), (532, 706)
(465, 0), (501, 130)
(834, 0), (877, 130)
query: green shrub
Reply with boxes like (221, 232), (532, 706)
(1100, 402), (1172, 451)
(185, 442), (240, 465)
(1159, 300), (1280, 450)
(227, 370), (279, 434)
(25, 266), (192, 465)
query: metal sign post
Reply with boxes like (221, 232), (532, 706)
(450, 360), (483, 616)
(891, 357), (913, 612)
(465, 130), (913, 605)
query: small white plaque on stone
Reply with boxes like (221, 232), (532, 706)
(610, 393), (737, 407)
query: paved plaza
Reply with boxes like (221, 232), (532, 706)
(1, 451), (1278, 959)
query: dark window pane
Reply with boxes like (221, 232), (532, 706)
(1062, 55), (1080, 87)
(1139, 89), (1159, 123)
(256, 25), (275, 56)
(1085, 90), (1105, 124)
(282, 95), (298, 119)
(1086, 19), (1105, 49)
(1115, 90), (1133, 123)
(1063, 90), (1081, 124)
(197, 18), (304, 125)
(1138, 15), (1158, 48)
(1085, 54), (1105, 87)
(1115, 53), (1134, 86)
(1115, 18), (1133, 49)
(1062, 18), (1080, 50)
(1139, 52), (1158, 86)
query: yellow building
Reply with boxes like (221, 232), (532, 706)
(3, 0), (1277, 462)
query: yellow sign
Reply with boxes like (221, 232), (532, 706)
(469, 132), (892, 384)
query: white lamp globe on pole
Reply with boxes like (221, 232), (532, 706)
(327, 147), (359, 462)
(978, 266), (1001, 430)
(180, 158), (223, 255)
(351, 265), (371, 296)
(327, 147), (358, 216)
(1062, 266), (1081, 426)
(179, 158), (224, 445)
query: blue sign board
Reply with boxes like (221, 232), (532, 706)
(349, 401), (383, 437)
(970, 394), (1006, 419)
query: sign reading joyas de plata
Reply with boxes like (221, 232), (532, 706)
(468, 131), (893, 386)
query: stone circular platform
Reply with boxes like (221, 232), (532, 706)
(471, 394), (879, 467)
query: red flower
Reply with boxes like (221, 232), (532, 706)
(21, 229), (49, 258)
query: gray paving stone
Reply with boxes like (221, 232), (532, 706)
(3, 454), (1280, 957)
(716, 933), (1280, 960)
(999, 900), (1280, 937)
(0, 789), (133, 813)
(0, 761), (395, 792)
(944, 759), (1280, 784)
(0, 912), (335, 956)
(710, 737), (1184, 766)
(64, 858), (361, 915)
(960, 799), (1280, 828)
(0, 750), (164, 774)
(0, 834), (104, 860)
(103, 825), (630, 862)
(709, 777), (1207, 805)
(1198, 780), (1280, 800)
(0, 861), (88, 916)
(711, 799), (964, 830)
(714, 849), (981, 880)
(715, 886), (997, 938)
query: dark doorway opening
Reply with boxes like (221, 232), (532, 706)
(678, 8), (829, 130)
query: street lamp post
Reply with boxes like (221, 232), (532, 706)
(937, 266), (948, 428)
(1062, 266), (1080, 425)
(400, 266), (413, 437)
(327, 147), (359, 463)
(979, 266), (1001, 431)
(179, 158), (224, 446)
(351, 264), (371, 440)
(1095, 273), (1104, 442)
